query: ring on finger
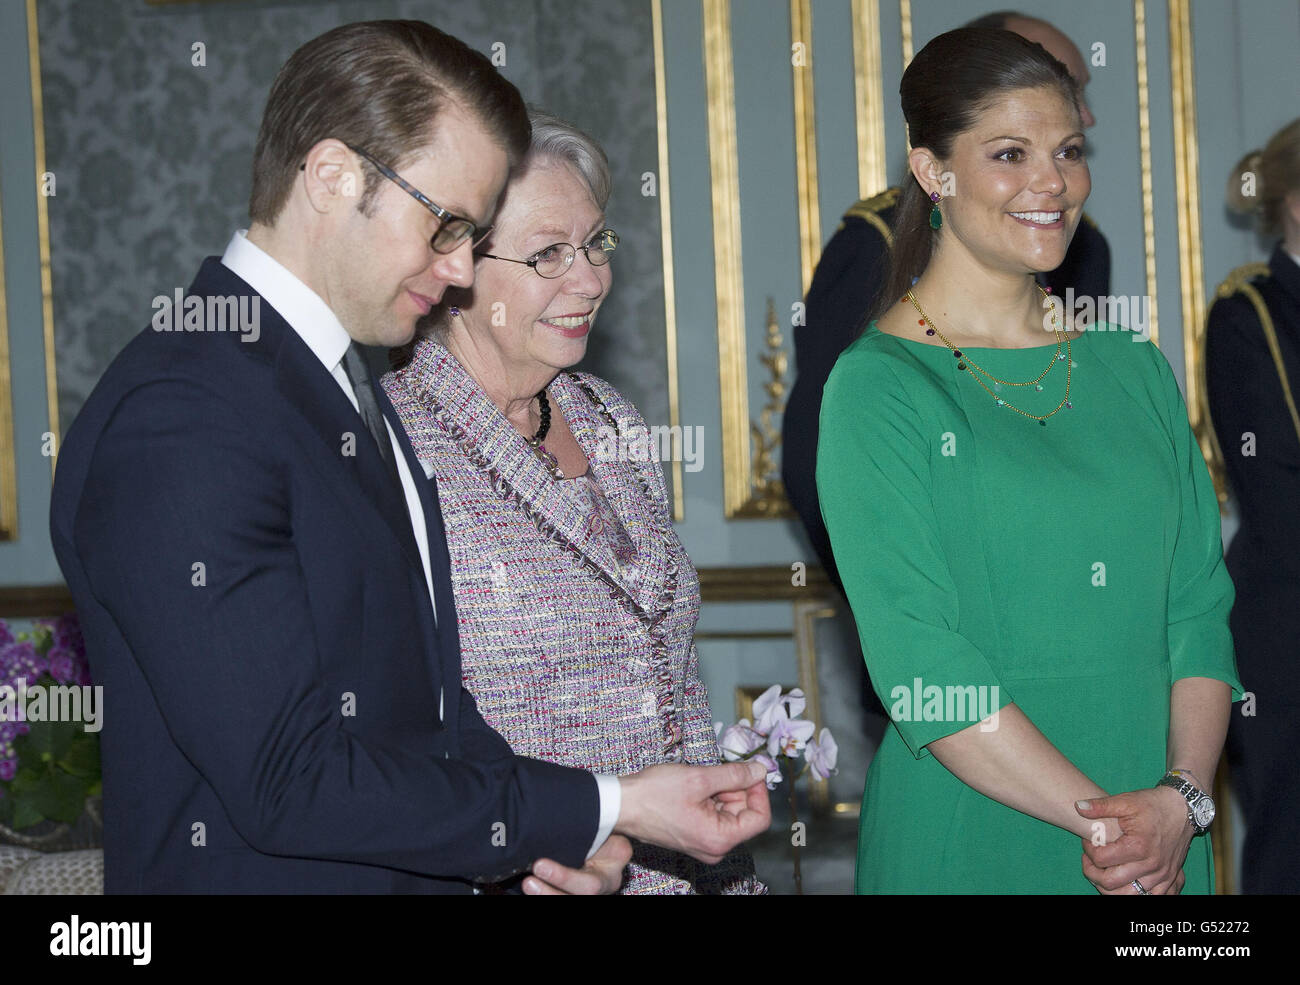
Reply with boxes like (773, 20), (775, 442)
(1131, 879), (1151, 895)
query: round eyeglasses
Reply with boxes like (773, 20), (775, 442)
(477, 229), (619, 279)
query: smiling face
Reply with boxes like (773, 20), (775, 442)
(918, 85), (1090, 277)
(321, 102), (510, 348)
(449, 157), (611, 383)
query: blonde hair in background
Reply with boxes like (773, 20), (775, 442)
(1226, 118), (1300, 238)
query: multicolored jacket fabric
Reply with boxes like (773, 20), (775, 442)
(383, 339), (763, 894)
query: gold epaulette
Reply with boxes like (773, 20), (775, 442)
(839, 187), (899, 246)
(1196, 261), (1297, 509)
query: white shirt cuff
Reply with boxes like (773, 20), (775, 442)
(587, 774), (622, 859)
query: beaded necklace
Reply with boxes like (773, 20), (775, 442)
(905, 284), (1074, 426)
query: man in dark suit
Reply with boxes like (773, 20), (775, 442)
(781, 12), (1111, 715)
(49, 20), (768, 894)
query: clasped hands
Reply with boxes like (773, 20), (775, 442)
(1075, 785), (1196, 895)
(523, 760), (771, 895)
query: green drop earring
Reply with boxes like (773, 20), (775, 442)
(929, 190), (942, 230)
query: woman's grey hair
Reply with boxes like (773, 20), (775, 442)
(525, 108), (611, 210)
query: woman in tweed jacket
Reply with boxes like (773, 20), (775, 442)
(382, 111), (763, 894)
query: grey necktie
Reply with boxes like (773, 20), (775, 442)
(340, 342), (403, 493)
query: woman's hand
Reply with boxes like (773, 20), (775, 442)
(1076, 787), (1194, 894)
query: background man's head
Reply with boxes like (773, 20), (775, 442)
(965, 11), (1096, 127)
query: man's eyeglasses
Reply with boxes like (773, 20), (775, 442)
(477, 229), (619, 279)
(301, 144), (490, 254)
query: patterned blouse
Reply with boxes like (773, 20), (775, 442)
(382, 339), (764, 894)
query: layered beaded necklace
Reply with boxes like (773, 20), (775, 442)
(904, 284), (1073, 426)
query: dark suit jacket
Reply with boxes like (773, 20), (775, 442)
(782, 190), (1112, 593)
(1206, 243), (1300, 691)
(49, 257), (598, 893)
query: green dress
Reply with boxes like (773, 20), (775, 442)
(816, 321), (1243, 894)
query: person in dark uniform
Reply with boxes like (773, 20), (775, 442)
(1206, 118), (1300, 894)
(781, 12), (1110, 715)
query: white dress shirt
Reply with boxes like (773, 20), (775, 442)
(220, 231), (618, 862)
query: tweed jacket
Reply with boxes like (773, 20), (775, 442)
(383, 339), (763, 894)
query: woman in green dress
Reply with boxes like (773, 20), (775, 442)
(817, 28), (1241, 894)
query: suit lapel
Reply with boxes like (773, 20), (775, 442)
(272, 337), (424, 571)
(378, 384), (464, 736)
(188, 259), (425, 575)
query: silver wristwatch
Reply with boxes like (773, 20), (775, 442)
(1157, 768), (1215, 834)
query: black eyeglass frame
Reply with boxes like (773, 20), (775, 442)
(299, 144), (491, 253)
(477, 229), (620, 279)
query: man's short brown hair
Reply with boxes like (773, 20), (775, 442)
(248, 20), (530, 224)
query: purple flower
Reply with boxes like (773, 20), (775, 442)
(767, 716), (816, 759)
(0, 758), (15, 782)
(805, 728), (839, 780)
(752, 753), (783, 790)
(47, 647), (79, 684)
(0, 621), (12, 647)
(53, 615), (85, 657)
(752, 685), (807, 735)
(0, 640), (45, 687)
(717, 720), (766, 762)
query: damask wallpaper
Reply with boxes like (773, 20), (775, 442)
(36, 0), (668, 436)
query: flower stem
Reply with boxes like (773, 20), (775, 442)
(785, 758), (803, 895)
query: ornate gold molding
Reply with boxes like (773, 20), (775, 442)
(698, 563), (835, 602)
(0, 191), (16, 540)
(899, 0), (913, 70)
(790, 0), (821, 296)
(651, 0), (685, 522)
(734, 299), (791, 517)
(1134, 0), (1160, 347)
(26, 0), (56, 475)
(0, 584), (73, 617)
(793, 598), (839, 812)
(851, 0), (887, 199)
(702, 0), (753, 519)
(1170, 0), (1213, 495)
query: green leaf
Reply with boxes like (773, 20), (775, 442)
(10, 791), (46, 829)
(15, 718), (79, 762)
(9, 765), (44, 793)
(59, 732), (101, 779)
(29, 769), (88, 824)
(0, 791), (14, 825)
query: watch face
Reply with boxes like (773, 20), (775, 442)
(1192, 795), (1216, 829)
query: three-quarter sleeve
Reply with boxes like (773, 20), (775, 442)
(816, 347), (1012, 758)
(1145, 343), (1244, 697)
